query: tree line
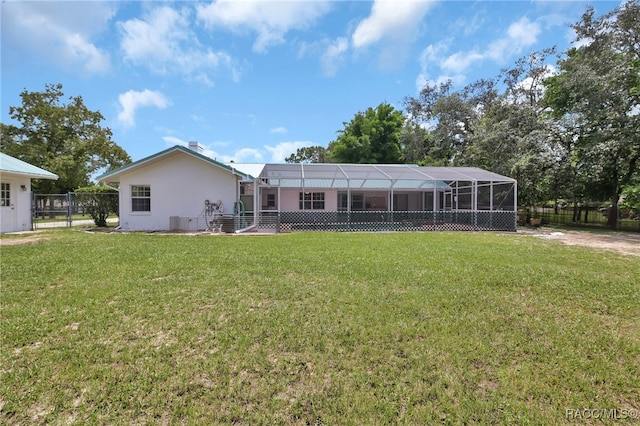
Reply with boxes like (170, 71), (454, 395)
(286, 2), (639, 229)
(1, 2), (638, 229)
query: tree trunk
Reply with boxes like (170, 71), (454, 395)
(606, 196), (619, 229)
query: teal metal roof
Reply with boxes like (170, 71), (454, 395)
(97, 145), (253, 182)
(0, 152), (58, 180)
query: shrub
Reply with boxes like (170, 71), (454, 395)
(74, 185), (118, 227)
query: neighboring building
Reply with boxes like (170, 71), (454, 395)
(0, 152), (58, 233)
(98, 145), (518, 232)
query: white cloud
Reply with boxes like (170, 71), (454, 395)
(196, 0), (332, 53)
(320, 37), (349, 77)
(352, 0), (435, 49)
(118, 89), (171, 128)
(441, 51), (485, 75)
(265, 141), (314, 163)
(270, 126), (288, 134)
(118, 6), (239, 84)
(232, 148), (265, 163)
(450, 13), (485, 37)
(1, 1), (113, 75)
(415, 41), (465, 92)
(160, 136), (262, 163)
(162, 136), (185, 146)
(161, 137), (310, 163)
(441, 17), (542, 74)
(487, 17), (541, 61)
(509, 64), (557, 103)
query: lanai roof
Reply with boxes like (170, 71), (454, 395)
(259, 163), (515, 190)
(0, 152), (58, 180)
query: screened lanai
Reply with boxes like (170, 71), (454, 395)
(252, 163), (517, 232)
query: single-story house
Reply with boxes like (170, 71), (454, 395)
(0, 152), (58, 233)
(98, 144), (517, 232)
(97, 144), (252, 231)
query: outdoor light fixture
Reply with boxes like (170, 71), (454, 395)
(20, 185), (27, 191)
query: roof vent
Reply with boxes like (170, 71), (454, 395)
(188, 141), (204, 154)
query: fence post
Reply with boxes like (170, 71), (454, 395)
(31, 192), (35, 231)
(67, 192), (72, 227)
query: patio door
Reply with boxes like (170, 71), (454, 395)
(1, 181), (17, 233)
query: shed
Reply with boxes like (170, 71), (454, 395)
(0, 152), (58, 233)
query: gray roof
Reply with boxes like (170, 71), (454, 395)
(258, 163), (515, 190)
(0, 152), (58, 180)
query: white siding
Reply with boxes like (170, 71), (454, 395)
(0, 175), (32, 233)
(117, 151), (240, 231)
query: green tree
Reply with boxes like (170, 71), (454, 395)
(543, 1), (640, 228)
(328, 102), (404, 163)
(285, 146), (327, 163)
(471, 50), (557, 213)
(1, 83), (131, 193)
(404, 79), (499, 166)
(75, 185), (119, 227)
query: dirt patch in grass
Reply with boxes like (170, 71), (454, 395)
(0, 236), (48, 246)
(524, 227), (640, 257)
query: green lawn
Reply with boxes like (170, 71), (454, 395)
(1, 230), (639, 424)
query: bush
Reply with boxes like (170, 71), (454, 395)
(74, 185), (118, 227)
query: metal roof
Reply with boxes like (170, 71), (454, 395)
(225, 163), (265, 179)
(0, 152), (59, 180)
(97, 145), (253, 182)
(259, 163), (514, 190)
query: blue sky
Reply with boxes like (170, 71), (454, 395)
(1, 0), (621, 165)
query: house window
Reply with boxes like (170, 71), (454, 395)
(1, 183), (10, 207)
(131, 185), (151, 212)
(267, 193), (276, 208)
(299, 192), (325, 210)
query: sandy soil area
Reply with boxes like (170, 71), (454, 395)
(522, 227), (640, 257)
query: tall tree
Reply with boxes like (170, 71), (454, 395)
(404, 78), (499, 166)
(285, 146), (328, 163)
(543, 1), (640, 228)
(1, 83), (131, 193)
(469, 50), (557, 210)
(328, 102), (404, 163)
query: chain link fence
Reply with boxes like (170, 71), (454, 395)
(32, 192), (119, 229)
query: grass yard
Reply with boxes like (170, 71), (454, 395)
(1, 230), (639, 424)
